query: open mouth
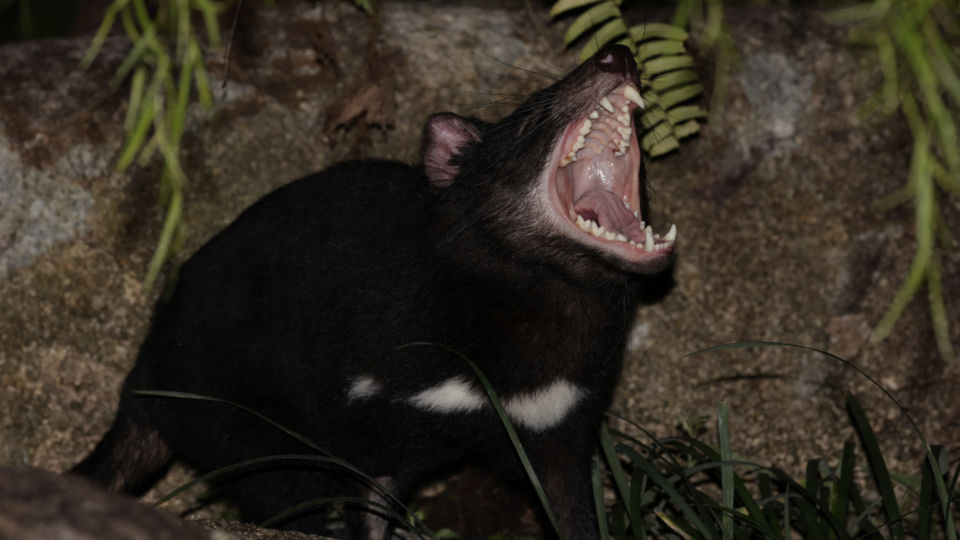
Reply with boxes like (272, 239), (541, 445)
(547, 83), (676, 266)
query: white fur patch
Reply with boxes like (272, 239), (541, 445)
(504, 379), (584, 432)
(408, 376), (486, 413)
(347, 375), (381, 401)
(409, 376), (584, 432)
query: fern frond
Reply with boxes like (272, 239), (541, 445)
(551, 0), (709, 157)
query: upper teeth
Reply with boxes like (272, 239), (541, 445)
(560, 85), (643, 166)
(624, 85), (645, 108)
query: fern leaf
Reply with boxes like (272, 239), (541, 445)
(564, 1), (620, 46)
(550, 0), (605, 18)
(629, 22), (689, 42)
(667, 104), (708, 124)
(659, 82), (704, 109)
(643, 54), (694, 75)
(578, 18), (628, 62)
(637, 39), (686, 62)
(650, 69), (700, 92)
(673, 119), (701, 138)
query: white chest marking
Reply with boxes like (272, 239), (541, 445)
(408, 376), (584, 432)
(408, 376), (486, 413)
(347, 375), (382, 401)
(504, 379), (584, 432)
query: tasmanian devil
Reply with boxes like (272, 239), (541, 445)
(70, 44), (676, 539)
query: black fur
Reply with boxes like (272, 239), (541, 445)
(71, 45), (672, 539)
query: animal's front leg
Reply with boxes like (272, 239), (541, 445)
(524, 429), (602, 540)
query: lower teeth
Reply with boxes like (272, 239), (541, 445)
(574, 214), (676, 252)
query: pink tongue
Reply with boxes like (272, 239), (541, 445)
(573, 189), (644, 242)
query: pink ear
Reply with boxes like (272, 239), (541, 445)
(422, 113), (481, 187)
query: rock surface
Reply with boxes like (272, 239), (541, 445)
(1, 1), (957, 539)
(0, 466), (213, 540)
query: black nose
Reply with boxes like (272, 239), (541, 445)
(595, 45), (637, 75)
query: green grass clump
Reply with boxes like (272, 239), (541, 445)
(594, 342), (958, 540)
(598, 397), (958, 539)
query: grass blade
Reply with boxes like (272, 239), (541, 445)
(601, 423), (645, 540)
(618, 444), (718, 540)
(398, 343), (564, 539)
(718, 403), (734, 540)
(846, 393), (906, 540)
(601, 423), (633, 511)
(917, 446), (938, 540)
(262, 496), (425, 537)
(133, 390), (329, 454)
(829, 441), (855, 540)
(592, 453), (611, 540)
(134, 391), (434, 536)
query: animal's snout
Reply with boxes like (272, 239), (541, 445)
(595, 44), (637, 75)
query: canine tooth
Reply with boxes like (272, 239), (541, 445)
(645, 231), (655, 252)
(579, 120), (592, 136)
(599, 97), (614, 113)
(589, 110), (599, 120)
(664, 223), (677, 243)
(624, 86), (645, 108)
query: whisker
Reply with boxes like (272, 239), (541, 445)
(473, 49), (564, 82)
